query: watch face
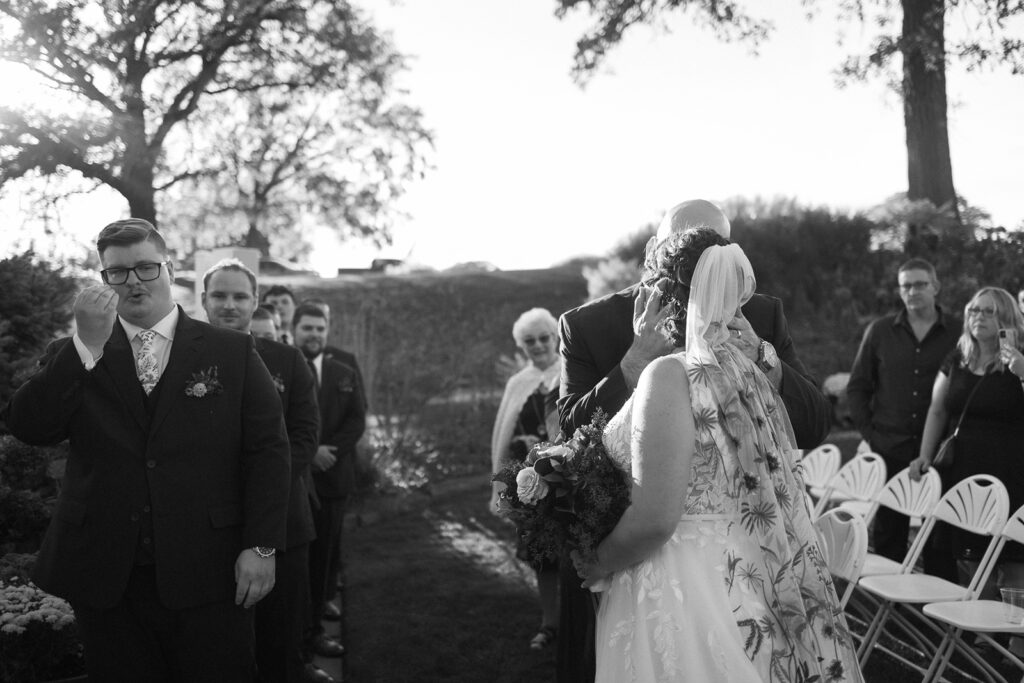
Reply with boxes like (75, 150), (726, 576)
(761, 341), (778, 368)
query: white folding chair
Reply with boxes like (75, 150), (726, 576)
(812, 451), (887, 518)
(922, 503), (1024, 682)
(856, 474), (1010, 674)
(814, 508), (869, 610)
(800, 443), (841, 504)
(854, 467), (943, 579)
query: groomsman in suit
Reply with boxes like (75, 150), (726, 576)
(292, 304), (367, 662)
(4, 219), (290, 683)
(263, 285), (298, 345)
(300, 297), (367, 624)
(201, 259), (329, 683)
(251, 306), (281, 341)
(555, 199), (832, 683)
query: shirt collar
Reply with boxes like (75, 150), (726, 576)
(121, 306), (179, 342)
(893, 304), (948, 330)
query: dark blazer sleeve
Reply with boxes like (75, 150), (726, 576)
(756, 296), (832, 449)
(284, 346), (320, 478)
(556, 303), (633, 438)
(324, 361), (367, 456)
(4, 338), (87, 445)
(238, 336), (292, 550)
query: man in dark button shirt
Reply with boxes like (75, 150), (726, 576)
(847, 257), (959, 570)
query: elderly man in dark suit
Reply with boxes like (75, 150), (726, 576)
(292, 303), (367, 664)
(201, 258), (331, 683)
(554, 199), (832, 683)
(4, 219), (290, 683)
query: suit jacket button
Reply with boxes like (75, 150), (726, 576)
(147, 460), (156, 469)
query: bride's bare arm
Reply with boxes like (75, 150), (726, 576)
(584, 356), (695, 579)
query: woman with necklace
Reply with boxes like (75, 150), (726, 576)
(911, 287), (1024, 592)
(490, 307), (563, 650)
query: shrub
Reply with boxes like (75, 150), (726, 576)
(0, 252), (79, 420)
(0, 488), (53, 551)
(0, 436), (55, 492)
(0, 578), (84, 682)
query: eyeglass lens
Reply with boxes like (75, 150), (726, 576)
(966, 306), (997, 317)
(899, 281), (931, 292)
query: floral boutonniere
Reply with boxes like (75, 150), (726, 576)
(272, 373), (286, 393)
(185, 366), (224, 398)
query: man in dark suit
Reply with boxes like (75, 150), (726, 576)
(4, 219), (290, 683)
(292, 304), (367, 663)
(555, 199), (832, 683)
(201, 259), (332, 683)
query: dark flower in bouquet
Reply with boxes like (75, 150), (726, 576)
(491, 410), (630, 565)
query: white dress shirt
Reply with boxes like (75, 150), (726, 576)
(73, 307), (179, 373)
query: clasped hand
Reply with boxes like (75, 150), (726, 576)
(1001, 345), (1024, 379)
(313, 445), (337, 471)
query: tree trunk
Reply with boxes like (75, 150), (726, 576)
(901, 0), (959, 222)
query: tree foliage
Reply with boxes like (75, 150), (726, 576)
(553, 0), (1024, 235)
(0, 0), (430, 250)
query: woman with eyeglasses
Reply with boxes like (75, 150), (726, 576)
(490, 307), (562, 651)
(910, 287), (1024, 590)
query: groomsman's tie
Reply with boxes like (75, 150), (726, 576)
(307, 359), (320, 391)
(136, 330), (160, 395)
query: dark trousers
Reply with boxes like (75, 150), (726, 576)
(872, 453), (958, 582)
(72, 565), (255, 683)
(556, 556), (596, 683)
(256, 543), (311, 683)
(309, 494), (347, 638)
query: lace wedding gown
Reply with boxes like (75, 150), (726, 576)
(595, 345), (863, 683)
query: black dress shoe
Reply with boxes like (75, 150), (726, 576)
(322, 601), (342, 621)
(304, 663), (338, 683)
(312, 633), (346, 658)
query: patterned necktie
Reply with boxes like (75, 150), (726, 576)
(136, 330), (160, 395)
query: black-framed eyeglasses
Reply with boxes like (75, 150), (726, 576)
(101, 261), (169, 285)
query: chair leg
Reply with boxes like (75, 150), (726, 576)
(921, 628), (955, 683)
(857, 602), (891, 667)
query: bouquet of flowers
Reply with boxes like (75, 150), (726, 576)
(492, 409), (631, 566)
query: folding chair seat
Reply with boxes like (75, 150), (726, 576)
(856, 474), (1010, 674)
(921, 502), (1024, 682)
(800, 443), (841, 506)
(814, 508), (869, 610)
(812, 451), (887, 518)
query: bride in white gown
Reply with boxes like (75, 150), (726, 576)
(575, 230), (863, 683)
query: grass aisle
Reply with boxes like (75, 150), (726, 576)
(343, 478), (968, 683)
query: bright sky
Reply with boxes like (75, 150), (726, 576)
(2, 2), (1021, 274)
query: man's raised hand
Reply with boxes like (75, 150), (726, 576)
(74, 285), (118, 356)
(620, 278), (676, 389)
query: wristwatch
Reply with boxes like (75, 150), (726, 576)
(756, 340), (779, 373)
(251, 546), (276, 558)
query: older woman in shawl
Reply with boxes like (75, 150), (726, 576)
(490, 307), (562, 650)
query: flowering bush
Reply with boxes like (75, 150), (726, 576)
(0, 578), (84, 682)
(491, 410), (631, 565)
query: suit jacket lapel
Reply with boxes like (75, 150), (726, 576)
(95, 321), (149, 431)
(150, 308), (204, 435)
